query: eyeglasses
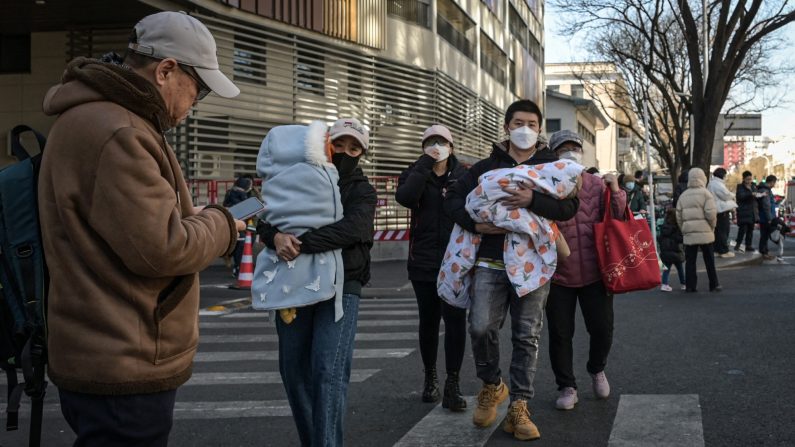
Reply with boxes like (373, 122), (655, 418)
(423, 136), (451, 148)
(178, 64), (211, 101)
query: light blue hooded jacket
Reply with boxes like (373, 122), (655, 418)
(252, 121), (346, 321)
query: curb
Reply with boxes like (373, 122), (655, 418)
(714, 254), (764, 270)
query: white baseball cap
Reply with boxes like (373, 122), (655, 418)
(128, 11), (240, 98)
(329, 118), (369, 151)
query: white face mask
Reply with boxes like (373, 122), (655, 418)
(424, 143), (450, 162)
(558, 151), (583, 164)
(509, 126), (539, 150)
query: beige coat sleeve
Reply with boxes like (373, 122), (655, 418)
(88, 127), (236, 278)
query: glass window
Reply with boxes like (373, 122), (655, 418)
(546, 119), (561, 134)
(388, 0), (431, 28)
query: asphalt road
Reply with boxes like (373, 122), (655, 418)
(2, 237), (793, 447)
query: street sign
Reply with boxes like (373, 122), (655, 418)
(722, 113), (762, 137)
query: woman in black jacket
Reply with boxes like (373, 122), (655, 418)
(257, 118), (376, 447)
(395, 125), (468, 412)
(734, 170), (758, 253)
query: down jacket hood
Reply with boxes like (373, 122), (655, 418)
(258, 121), (331, 180)
(43, 57), (171, 131)
(687, 167), (707, 188)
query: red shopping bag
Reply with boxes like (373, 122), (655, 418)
(595, 189), (661, 294)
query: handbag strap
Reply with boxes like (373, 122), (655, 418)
(601, 187), (633, 223)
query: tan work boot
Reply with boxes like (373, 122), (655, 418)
(503, 399), (541, 441)
(472, 379), (509, 427)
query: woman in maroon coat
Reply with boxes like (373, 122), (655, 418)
(544, 130), (626, 411)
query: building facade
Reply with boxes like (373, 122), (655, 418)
(544, 88), (608, 169)
(545, 62), (646, 174)
(1, 0), (545, 181)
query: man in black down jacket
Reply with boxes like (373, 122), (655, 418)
(734, 170), (758, 253)
(395, 124), (469, 411)
(444, 100), (579, 441)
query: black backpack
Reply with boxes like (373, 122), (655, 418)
(0, 125), (49, 447)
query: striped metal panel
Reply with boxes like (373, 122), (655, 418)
(62, 13), (504, 182)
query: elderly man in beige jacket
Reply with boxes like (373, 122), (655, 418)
(676, 168), (720, 292)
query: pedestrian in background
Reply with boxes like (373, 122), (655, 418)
(223, 175), (254, 277)
(258, 118), (376, 447)
(734, 171), (758, 253)
(444, 99), (579, 441)
(544, 130), (626, 411)
(676, 168), (720, 292)
(757, 175), (778, 260)
(623, 174), (647, 215)
(658, 209), (686, 292)
(39, 12), (243, 446)
(672, 170), (689, 207)
(395, 124), (468, 412)
(707, 168), (738, 259)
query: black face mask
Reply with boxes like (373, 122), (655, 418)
(331, 153), (360, 178)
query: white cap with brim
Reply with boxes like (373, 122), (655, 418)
(129, 11), (240, 98)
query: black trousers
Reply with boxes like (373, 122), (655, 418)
(411, 280), (467, 373)
(735, 223), (754, 250)
(546, 281), (614, 390)
(714, 212), (731, 254)
(685, 244), (719, 291)
(759, 222), (772, 255)
(59, 388), (177, 447)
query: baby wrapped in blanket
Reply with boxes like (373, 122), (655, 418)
(438, 159), (584, 308)
(252, 121), (347, 321)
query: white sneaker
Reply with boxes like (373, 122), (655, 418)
(591, 372), (610, 399)
(753, 250), (761, 255)
(556, 387), (578, 410)
(735, 246), (745, 253)
(660, 284), (673, 292)
(720, 252), (736, 258)
(680, 285), (687, 291)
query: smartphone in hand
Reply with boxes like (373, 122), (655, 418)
(228, 197), (265, 220)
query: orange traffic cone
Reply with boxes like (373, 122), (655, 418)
(231, 231), (254, 290)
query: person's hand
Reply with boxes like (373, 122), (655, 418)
(475, 223), (509, 235)
(235, 220), (247, 232)
(274, 232), (301, 261)
(501, 181), (534, 210)
(602, 173), (621, 192)
(639, 209), (648, 215)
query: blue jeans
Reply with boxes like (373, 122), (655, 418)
(468, 267), (549, 402)
(662, 261), (685, 285)
(276, 294), (359, 447)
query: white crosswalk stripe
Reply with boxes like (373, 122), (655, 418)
(200, 331), (420, 343)
(3, 299), (421, 428)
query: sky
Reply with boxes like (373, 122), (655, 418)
(543, 16), (795, 139)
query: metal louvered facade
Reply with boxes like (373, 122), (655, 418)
(61, 1), (543, 181)
(175, 11), (504, 180)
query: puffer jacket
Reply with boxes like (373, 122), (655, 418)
(395, 154), (467, 282)
(657, 222), (685, 265)
(735, 183), (758, 224)
(553, 173), (626, 288)
(676, 168), (717, 246)
(756, 182), (776, 224)
(706, 176), (737, 213)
